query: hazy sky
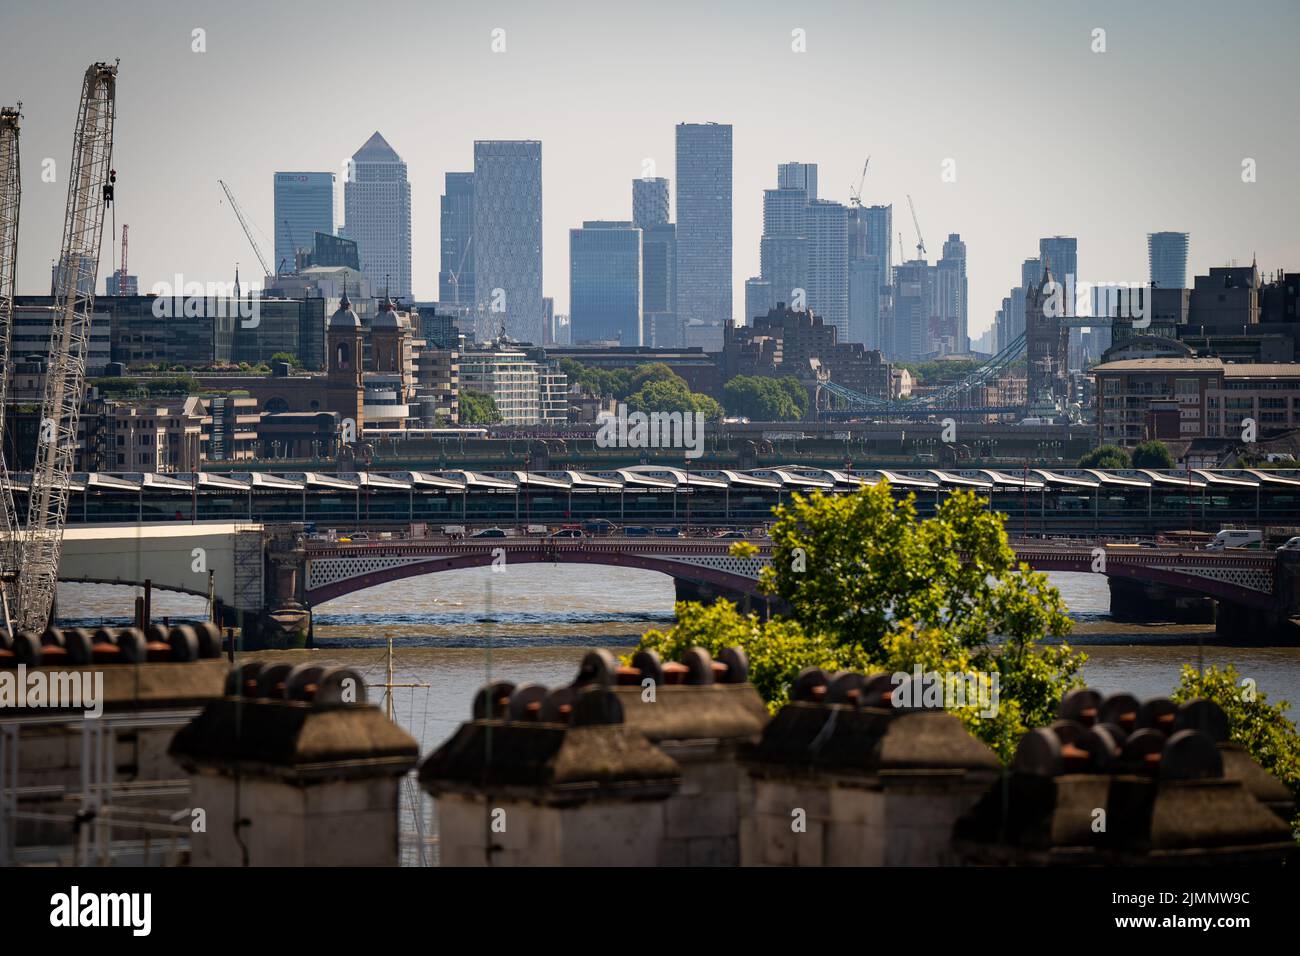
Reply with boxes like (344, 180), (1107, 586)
(3, 0), (1298, 340)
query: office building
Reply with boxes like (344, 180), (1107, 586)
(675, 123), (732, 349)
(1148, 231), (1190, 290)
(570, 221), (642, 346)
(438, 172), (475, 307)
(274, 172), (334, 276)
(777, 162), (818, 200)
(473, 141), (543, 345)
(642, 221), (677, 345)
(342, 132), (411, 301)
(105, 271), (138, 296)
(805, 199), (849, 340)
(458, 345), (566, 425)
(744, 277), (772, 326)
(847, 204), (891, 350)
(936, 234), (969, 354)
(632, 177), (669, 230)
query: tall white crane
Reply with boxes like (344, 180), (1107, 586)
(446, 235), (473, 305)
(218, 179), (272, 278)
(848, 156), (870, 206)
(17, 61), (118, 631)
(0, 103), (24, 631)
(906, 193), (927, 261)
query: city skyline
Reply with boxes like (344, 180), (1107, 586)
(1, 0), (1297, 342)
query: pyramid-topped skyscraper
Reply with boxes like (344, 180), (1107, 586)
(342, 131), (412, 301)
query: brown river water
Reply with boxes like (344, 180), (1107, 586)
(57, 566), (1300, 755)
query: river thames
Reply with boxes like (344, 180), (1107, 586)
(57, 565), (1300, 757)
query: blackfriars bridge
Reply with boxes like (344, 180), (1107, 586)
(54, 523), (1298, 647)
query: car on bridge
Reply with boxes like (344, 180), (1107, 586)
(471, 527), (509, 538)
(549, 528), (584, 539)
(1278, 536), (1300, 553)
(654, 527), (683, 537)
(623, 527), (651, 537)
(583, 519), (617, 535)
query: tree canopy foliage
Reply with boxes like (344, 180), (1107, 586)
(1078, 444), (1131, 469)
(459, 389), (502, 425)
(1130, 439), (1173, 469)
(635, 482), (1083, 759)
(1173, 663), (1300, 838)
(561, 359), (723, 420)
(722, 375), (808, 421)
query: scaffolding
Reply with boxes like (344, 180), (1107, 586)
(0, 710), (200, 866)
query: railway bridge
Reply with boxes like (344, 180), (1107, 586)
(53, 522), (1297, 646)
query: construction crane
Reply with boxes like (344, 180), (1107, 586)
(17, 61), (118, 632)
(218, 179), (272, 279)
(848, 156), (870, 206)
(446, 235), (473, 305)
(0, 103), (24, 631)
(113, 222), (128, 291)
(906, 193), (927, 261)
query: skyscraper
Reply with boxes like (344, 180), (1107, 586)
(777, 162), (818, 200)
(760, 186), (808, 309)
(473, 140), (543, 344)
(806, 199), (849, 339)
(891, 259), (935, 362)
(642, 221), (678, 345)
(569, 221), (642, 346)
(937, 233), (969, 353)
(438, 172), (475, 307)
(274, 172), (334, 275)
(1038, 236), (1077, 289)
(675, 123), (732, 349)
(633, 176), (677, 344)
(744, 277), (772, 325)
(1148, 231), (1190, 289)
(342, 133), (411, 301)
(1039, 236), (1079, 368)
(847, 204), (892, 350)
(632, 177), (669, 230)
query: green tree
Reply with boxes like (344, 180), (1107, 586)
(778, 376), (809, 418)
(626, 378), (723, 420)
(1078, 444), (1131, 469)
(634, 482), (1084, 759)
(627, 362), (683, 395)
(1172, 664), (1300, 838)
(723, 375), (803, 421)
(900, 359), (981, 386)
(1130, 439), (1173, 469)
(270, 351), (303, 369)
(459, 389), (502, 425)
(761, 484), (1073, 658)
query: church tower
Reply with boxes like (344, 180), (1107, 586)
(327, 283), (364, 437)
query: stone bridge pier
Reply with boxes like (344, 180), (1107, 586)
(1107, 578), (1215, 625)
(253, 531), (312, 649)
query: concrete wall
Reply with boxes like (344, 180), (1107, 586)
(188, 773), (403, 867)
(437, 793), (667, 867)
(60, 522), (258, 610)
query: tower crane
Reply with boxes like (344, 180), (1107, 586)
(0, 103), (24, 631)
(116, 222), (128, 290)
(447, 235), (473, 305)
(17, 61), (118, 631)
(906, 193), (927, 261)
(848, 156), (870, 206)
(218, 179), (272, 279)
